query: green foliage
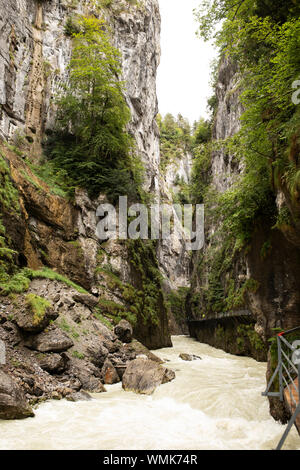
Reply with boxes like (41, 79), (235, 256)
(194, 1), (300, 243)
(72, 350), (85, 359)
(167, 287), (190, 325)
(127, 239), (165, 327)
(190, 143), (212, 204)
(237, 324), (265, 353)
(25, 268), (89, 294)
(273, 206), (293, 230)
(158, 113), (192, 172)
(0, 268), (30, 296)
(0, 267), (88, 296)
(64, 15), (81, 37)
(217, 157), (276, 245)
(190, 233), (259, 316)
(0, 154), (20, 215)
(96, 240), (165, 328)
(0, 157), (21, 283)
(225, 278), (260, 312)
(192, 118), (211, 147)
(46, 16), (141, 202)
(25, 294), (51, 325)
(59, 317), (71, 333)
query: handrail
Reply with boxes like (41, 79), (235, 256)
(262, 330), (300, 450)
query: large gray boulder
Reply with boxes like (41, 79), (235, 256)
(86, 337), (109, 368)
(66, 357), (106, 393)
(72, 293), (99, 309)
(14, 296), (58, 333)
(123, 339), (163, 363)
(0, 369), (34, 420)
(38, 353), (68, 373)
(122, 358), (175, 395)
(24, 326), (74, 353)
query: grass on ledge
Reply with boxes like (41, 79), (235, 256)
(0, 267), (88, 296)
(25, 293), (51, 325)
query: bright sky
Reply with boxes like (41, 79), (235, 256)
(157, 0), (218, 124)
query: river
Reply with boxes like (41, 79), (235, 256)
(0, 336), (299, 450)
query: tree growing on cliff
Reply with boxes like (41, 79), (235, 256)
(46, 16), (141, 201)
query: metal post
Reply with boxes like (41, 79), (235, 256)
(276, 403), (300, 450)
(277, 336), (283, 401)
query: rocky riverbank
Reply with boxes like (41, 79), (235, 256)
(0, 284), (175, 419)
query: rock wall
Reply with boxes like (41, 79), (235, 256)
(159, 151), (193, 290)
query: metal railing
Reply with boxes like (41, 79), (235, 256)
(262, 327), (300, 450)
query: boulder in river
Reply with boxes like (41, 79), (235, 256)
(123, 339), (163, 363)
(179, 353), (202, 361)
(0, 369), (34, 419)
(122, 358), (175, 395)
(66, 391), (93, 402)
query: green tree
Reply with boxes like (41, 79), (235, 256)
(192, 118), (211, 146)
(46, 16), (141, 201)
(194, 0), (300, 243)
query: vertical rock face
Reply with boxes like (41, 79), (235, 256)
(205, 58), (300, 342)
(0, 0), (72, 148)
(111, 0), (161, 194)
(211, 57), (243, 192)
(159, 151), (193, 290)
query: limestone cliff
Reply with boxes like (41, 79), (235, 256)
(159, 151), (192, 290)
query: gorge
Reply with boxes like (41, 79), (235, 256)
(0, 0), (300, 451)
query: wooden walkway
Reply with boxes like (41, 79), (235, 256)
(284, 378), (300, 435)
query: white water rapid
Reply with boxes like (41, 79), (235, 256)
(0, 336), (299, 450)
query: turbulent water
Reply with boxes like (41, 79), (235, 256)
(0, 336), (299, 450)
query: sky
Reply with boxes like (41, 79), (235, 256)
(157, 0), (218, 124)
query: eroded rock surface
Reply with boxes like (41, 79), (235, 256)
(0, 369), (34, 420)
(24, 326), (74, 353)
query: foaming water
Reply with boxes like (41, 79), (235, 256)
(0, 336), (299, 450)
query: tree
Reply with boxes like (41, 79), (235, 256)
(46, 16), (140, 201)
(192, 118), (211, 146)
(193, 0), (300, 242)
